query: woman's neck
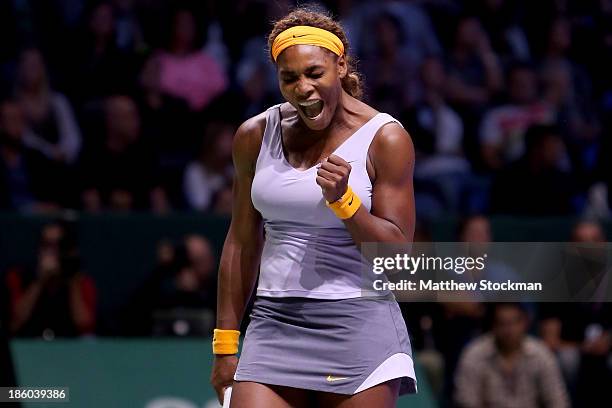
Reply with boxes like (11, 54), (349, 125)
(288, 91), (365, 144)
(324, 91), (354, 133)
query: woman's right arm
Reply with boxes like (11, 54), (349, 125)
(216, 113), (265, 331)
(211, 114), (265, 403)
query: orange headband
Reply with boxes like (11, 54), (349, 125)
(271, 25), (344, 62)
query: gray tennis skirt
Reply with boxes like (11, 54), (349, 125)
(234, 295), (417, 395)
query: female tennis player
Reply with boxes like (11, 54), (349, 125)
(210, 7), (416, 408)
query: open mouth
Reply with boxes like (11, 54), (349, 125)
(298, 100), (324, 119)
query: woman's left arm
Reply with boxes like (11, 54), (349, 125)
(316, 123), (415, 244)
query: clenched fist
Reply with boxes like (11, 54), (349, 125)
(316, 154), (351, 202)
(210, 354), (238, 404)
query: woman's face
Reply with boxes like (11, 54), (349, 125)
(276, 44), (346, 131)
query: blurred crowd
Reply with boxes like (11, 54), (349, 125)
(405, 216), (612, 407)
(0, 0), (612, 218)
(2, 0), (612, 407)
(2, 216), (611, 407)
(1, 221), (217, 339)
(3, 220), (96, 338)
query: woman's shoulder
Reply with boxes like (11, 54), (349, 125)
(368, 109), (414, 171)
(371, 118), (411, 151)
(237, 108), (270, 139)
(232, 110), (270, 171)
(240, 103), (292, 136)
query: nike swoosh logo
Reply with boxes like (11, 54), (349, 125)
(292, 34), (308, 38)
(348, 197), (354, 206)
(327, 375), (349, 382)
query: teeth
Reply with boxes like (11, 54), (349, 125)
(299, 100), (320, 107)
(298, 100), (323, 119)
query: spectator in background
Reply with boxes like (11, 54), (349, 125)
(457, 215), (519, 285)
(541, 62), (599, 175)
(490, 124), (575, 215)
(67, 2), (140, 108)
(361, 11), (418, 117)
(218, 0), (282, 64)
(111, 0), (146, 53)
(140, 8), (227, 113)
(343, 0), (441, 67)
(119, 238), (176, 336)
(14, 48), (82, 166)
(591, 0), (612, 105)
(122, 234), (217, 336)
(470, 0), (531, 62)
(437, 216), (526, 398)
(539, 220), (612, 406)
(78, 95), (163, 211)
(455, 303), (569, 408)
(0, 99), (54, 211)
(183, 121), (234, 212)
(445, 15), (504, 166)
(138, 7), (228, 162)
(542, 63), (591, 138)
(405, 56), (469, 214)
(156, 234), (217, 311)
(342, 0), (442, 112)
(409, 57), (465, 164)
(435, 216), (488, 397)
(479, 63), (555, 170)
(446, 16), (504, 114)
(570, 221), (612, 408)
(211, 56), (280, 125)
(232, 59), (280, 122)
(539, 17), (600, 174)
(5, 221), (96, 337)
(228, 0), (281, 104)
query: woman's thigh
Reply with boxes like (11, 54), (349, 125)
(230, 381), (314, 408)
(315, 379), (401, 408)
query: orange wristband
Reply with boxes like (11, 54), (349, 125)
(326, 185), (362, 219)
(212, 329), (240, 355)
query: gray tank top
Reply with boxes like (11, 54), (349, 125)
(251, 104), (401, 299)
